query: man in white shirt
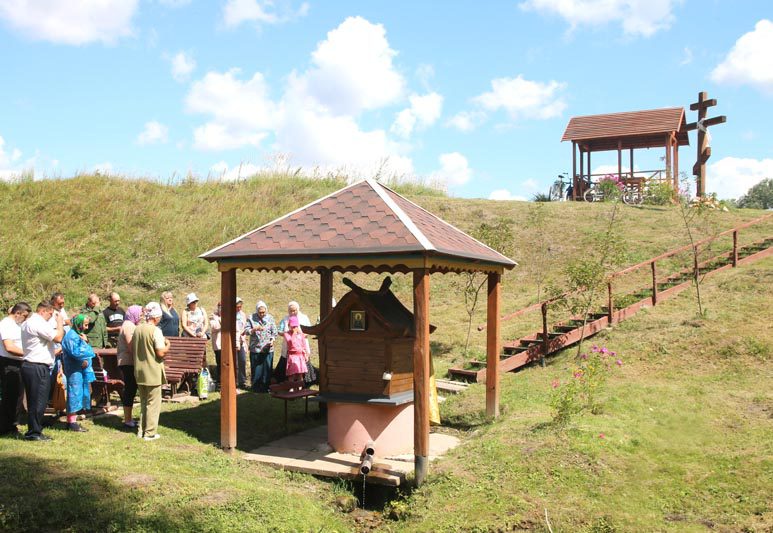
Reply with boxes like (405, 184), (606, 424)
(20, 301), (64, 441)
(0, 302), (32, 435)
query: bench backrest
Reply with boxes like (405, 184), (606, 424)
(164, 337), (208, 371)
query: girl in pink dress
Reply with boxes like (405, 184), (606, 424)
(283, 315), (308, 385)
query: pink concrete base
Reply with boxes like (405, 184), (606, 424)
(327, 402), (414, 456)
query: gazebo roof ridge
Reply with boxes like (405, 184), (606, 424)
(199, 178), (516, 273)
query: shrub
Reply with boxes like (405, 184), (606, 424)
(645, 181), (674, 205)
(550, 345), (623, 424)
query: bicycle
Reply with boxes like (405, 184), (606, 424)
(548, 173), (569, 201)
(583, 181), (644, 205)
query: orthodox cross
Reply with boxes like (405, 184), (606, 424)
(685, 91), (726, 197)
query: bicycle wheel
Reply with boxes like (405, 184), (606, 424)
(623, 190), (643, 205)
(583, 188), (595, 202)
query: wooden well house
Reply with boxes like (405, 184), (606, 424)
(306, 276), (435, 399)
(304, 276), (436, 455)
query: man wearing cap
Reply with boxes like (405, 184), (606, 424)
(246, 301), (277, 393)
(21, 301), (64, 441)
(133, 302), (170, 441)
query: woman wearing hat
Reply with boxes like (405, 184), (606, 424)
(61, 314), (97, 432)
(181, 293), (209, 339)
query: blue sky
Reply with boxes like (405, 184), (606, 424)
(0, 0), (771, 200)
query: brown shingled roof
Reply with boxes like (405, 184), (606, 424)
(200, 179), (515, 270)
(562, 107), (689, 151)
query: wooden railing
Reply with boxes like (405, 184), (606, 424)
(582, 169), (668, 184)
(478, 213), (773, 347)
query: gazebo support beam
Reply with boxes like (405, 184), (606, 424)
(412, 268), (430, 486)
(485, 273), (501, 418)
(220, 268), (237, 452)
(318, 268), (333, 391)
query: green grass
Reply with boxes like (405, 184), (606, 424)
(1, 175), (772, 531)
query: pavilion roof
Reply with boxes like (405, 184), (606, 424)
(562, 107), (690, 151)
(200, 179), (516, 274)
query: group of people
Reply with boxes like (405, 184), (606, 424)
(0, 290), (314, 442)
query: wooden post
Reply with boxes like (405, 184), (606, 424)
(607, 282), (613, 323)
(540, 302), (548, 368)
(220, 268), (237, 452)
(673, 133), (679, 183)
(319, 268), (333, 392)
(579, 147), (584, 199)
(588, 150), (592, 184)
(650, 261), (657, 306)
(732, 230), (738, 267)
(412, 269), (430, 486)
(665, 134), (672, 183)
(629, 148), (634, 180)
(617, 140), (622, 181)
(572, 142), (577, 200)
(486, 273), (501, 417)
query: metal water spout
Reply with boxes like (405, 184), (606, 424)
(359, 441), (376, 475)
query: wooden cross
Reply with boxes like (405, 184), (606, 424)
(685, 91), (726, 197)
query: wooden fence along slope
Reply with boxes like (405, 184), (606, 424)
(449, 214), (773, 383)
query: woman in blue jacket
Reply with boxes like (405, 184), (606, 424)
(61, 314), (96, 432)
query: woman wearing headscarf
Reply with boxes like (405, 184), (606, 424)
(246, 300), (277, 393)
(117, 304), (143, 429)
(61, 313), (96, 432)
(276, 301), (311, 384)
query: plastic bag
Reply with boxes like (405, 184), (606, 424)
(197, 368), (209, 399)
(52, 369), (67, 412)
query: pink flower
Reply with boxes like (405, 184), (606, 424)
(581, 353), (588, 360)
(551, 379), (560, 389)
(573, 371), (584, 379)
(615, 359), (623, 366)
(601, 347), (609, 354)
(598, 433), (605, 439)
(591, 345), (599, 352)
(610, 351), (617, 357)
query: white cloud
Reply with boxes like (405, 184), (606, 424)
(222, 0), (309, 28)
(430, 152), (471, 188)
(158, 0), (191, 6)
(711, 19), (773, 95)
(707, 156), (773, 200)
(447, 111), (486, 132)
(680, 47), (693, 65)
(186, 16), (414, 179)
(473, 75), (567, 120)
(489, 189), (527, 201)
(137, 121), (169, 145)
(0, 135), (31, 180)
(186, 69), (277, 150)
(391, 92), (443, 138)
(519, 0), (680, 37)
(302, 16), (405, 116)
(0, 0), (138, 45)
(171, 51), (196, 82)
(209, 161), (262, 181)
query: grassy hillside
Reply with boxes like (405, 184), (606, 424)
(0, 175), (771, 532)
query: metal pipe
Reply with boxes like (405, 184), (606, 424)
(363, 441), (375, 457)
(360, 454), (373, 475)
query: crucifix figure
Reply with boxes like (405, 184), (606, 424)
(685, 91), (726, 197)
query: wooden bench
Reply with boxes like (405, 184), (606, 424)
(163, 337), (208, 397)
(92, 348), (124, 410)
(269, 381), (319, 431)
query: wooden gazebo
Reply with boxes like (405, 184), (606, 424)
(199, 179), (516, 484)
(562, 107), (690, 199)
